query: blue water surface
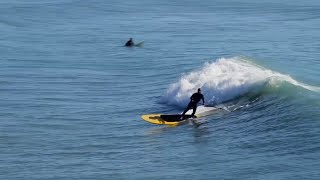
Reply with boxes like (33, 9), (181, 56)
(0, 0), (319, 179)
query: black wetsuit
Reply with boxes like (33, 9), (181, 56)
(125, 40), (134, 47)
(182, 92), (205, 116)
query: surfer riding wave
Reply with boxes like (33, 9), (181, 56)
(181, 88), (205, 119)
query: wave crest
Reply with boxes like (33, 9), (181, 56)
(161, 57), (319, 107)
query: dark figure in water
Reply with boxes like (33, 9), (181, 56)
(125, 38), (134, 47)
(181, 88), (205, 119)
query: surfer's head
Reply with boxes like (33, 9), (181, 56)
(198, 88), (202, 93)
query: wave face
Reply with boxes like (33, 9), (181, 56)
(161, 57), (319, 107)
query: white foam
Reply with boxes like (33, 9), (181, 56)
(184, 105), (218, 116)
(162, 57), (319, 107)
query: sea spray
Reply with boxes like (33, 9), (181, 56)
(161, 57), (319, 107)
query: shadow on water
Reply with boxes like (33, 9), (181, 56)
(144, 125), (177, 136)
(144, 118), (213, 139)
(192, 124), (212, 144)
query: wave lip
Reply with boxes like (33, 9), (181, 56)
(162, 57), (319, 107)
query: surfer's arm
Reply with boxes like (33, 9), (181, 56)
(190, 94), (197, 102)
(190, 94), (195, 101)
(202, 95), (205, 105)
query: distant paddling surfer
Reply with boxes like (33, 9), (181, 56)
(125, 38), (134, 47)
(181, 88), (205, 119)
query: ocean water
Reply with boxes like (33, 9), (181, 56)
(1, 0), (320, 179)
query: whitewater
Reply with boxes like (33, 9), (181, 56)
(162, 57), (319, 108)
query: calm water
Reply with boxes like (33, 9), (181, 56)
(1, 0), (320, 179)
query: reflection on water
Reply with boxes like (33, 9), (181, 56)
(144, 125), (175, 136)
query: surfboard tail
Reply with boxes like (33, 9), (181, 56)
(134, 41), (144, 47)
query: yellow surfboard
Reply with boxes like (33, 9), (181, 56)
(141, 114), (193, 126)
(141, 105), (219, 126)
